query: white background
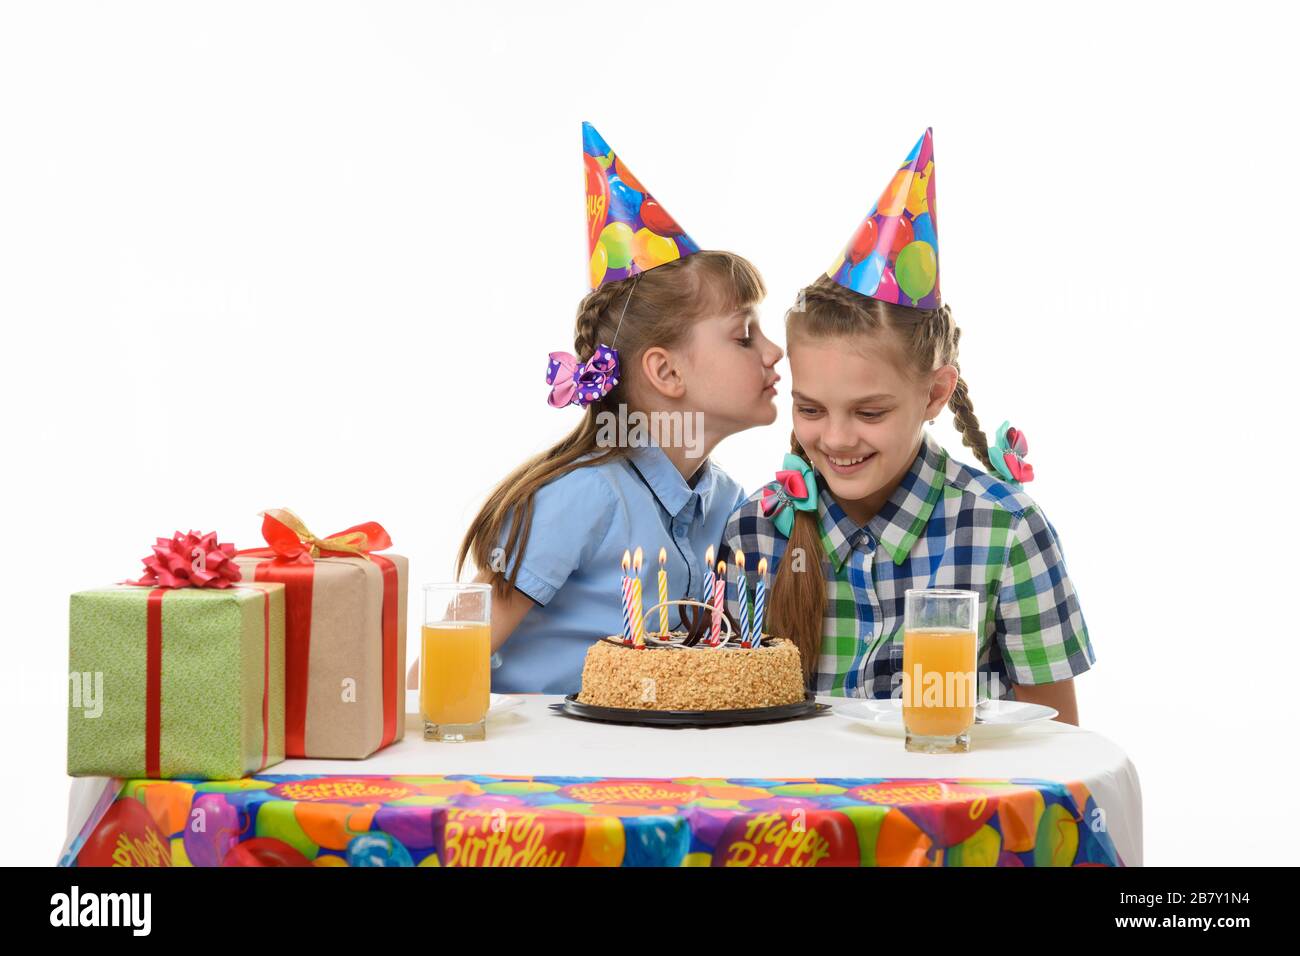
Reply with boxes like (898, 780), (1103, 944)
(2, 1), (1296, 866)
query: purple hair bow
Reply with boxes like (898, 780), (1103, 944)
(545, 344), (621, 408)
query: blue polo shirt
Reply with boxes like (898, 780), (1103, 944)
(491, 444), (747, 694)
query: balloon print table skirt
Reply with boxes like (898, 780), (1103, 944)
(60, 773), (1122, 867)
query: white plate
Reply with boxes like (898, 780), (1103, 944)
(404, 690), (523, 717)
(824, 697), (1058, 739)
(488, 693), (523, 715)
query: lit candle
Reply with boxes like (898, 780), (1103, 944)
(736, 551), (751, 647)
(702, 545), (715, 610)
(753, 558), (768, 647)
(657, 547), (669, 636)
(712, 559), (726, 646)
(620, 549), (634, 646)
(631, 547), (646, 647)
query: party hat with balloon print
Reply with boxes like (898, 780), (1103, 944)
(827, 128), (941, 309)
(583, 121), (700, 291)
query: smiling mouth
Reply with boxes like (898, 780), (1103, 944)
(822, 452), (876, 475)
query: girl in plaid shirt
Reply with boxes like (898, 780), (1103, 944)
(723, 130), (1094, 723)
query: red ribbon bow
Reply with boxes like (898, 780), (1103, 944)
(125, 530), (242, 589)
(247, 508), (392, 565)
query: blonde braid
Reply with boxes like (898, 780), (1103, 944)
(572, 282), (625, 358)
(941, 322), (995, 472)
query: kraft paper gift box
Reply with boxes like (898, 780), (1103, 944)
(67, 581), (286, 780)
(232, 509), (408, 760)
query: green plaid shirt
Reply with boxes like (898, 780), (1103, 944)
(722, 431), (1095, 698)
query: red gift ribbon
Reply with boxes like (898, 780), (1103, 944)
(143, 585), (273, 777)
(238, 509), (400, 757)
(372, 554), (400, 749)
(145, 589), (165, 778)
(253, 584), (272, 771)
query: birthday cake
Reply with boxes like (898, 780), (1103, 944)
(576, 603), (806, 712)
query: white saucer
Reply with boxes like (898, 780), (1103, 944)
(404, 690), (523, 718)
(488, 693), (523, 715)
(824, 697), (1058, 739)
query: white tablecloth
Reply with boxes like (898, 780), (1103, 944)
(65, 693), (1143, 865)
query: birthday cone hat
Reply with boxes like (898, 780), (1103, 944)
(583, 121), (700, 290)
(827, 128), (941, 308)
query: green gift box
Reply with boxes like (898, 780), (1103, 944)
(68, 582), (286, 780)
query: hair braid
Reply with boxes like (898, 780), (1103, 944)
(947, 373), (994, 473)
(572, 283), (624, 358)
(936, 321), (994, 472)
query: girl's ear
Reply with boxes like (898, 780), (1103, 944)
(925, 364), (959, 419)
(640, 346), (686, 400)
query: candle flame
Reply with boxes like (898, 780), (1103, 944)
(704, 544), (714, 566)
(658, 546), (667, 565)
(736, 550), (746, 570)
(716, 560), (726, 575)
(757, 557), (768, 575)
(632, 546), (643, 573)
(621, 550), (631, 572)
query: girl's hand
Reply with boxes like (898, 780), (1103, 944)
(406, 569), (538, 689)
(1009, 677), (1079, 726)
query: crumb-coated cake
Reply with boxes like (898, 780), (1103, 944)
(576, 606), (807, 711)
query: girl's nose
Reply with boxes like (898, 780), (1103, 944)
(823, 415), (858, 450)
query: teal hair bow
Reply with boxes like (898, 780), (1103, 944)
(990, 420), (1034, 485)
(760, 453), (819, 537)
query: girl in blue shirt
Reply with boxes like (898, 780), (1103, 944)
(410, 123), (784, 694)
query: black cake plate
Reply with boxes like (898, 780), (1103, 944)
(549, 692), (830, 728)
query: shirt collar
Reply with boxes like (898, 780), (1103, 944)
(625, 443), (714, 519)
(816, 431), (949, 571)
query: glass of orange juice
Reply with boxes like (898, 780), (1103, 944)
(901, 588), (978, 754)
(421, 583), (491, 742)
